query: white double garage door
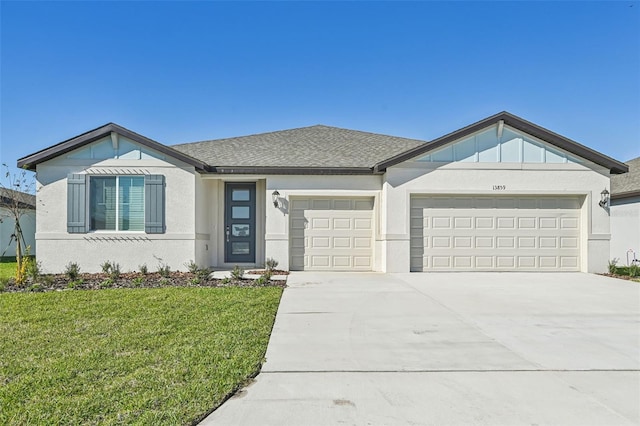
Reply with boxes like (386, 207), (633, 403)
(411, 195), (582, 271)
(289, 195), (582, 272)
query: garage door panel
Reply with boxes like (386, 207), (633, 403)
(411, 196), (581, 272)
(290, 197), (374, 271)
(333, 256), (351, 268)
(475, 256), (494, 268)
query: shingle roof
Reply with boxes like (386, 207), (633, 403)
(171, 125), (426, 169)
(611, 156), (640, 199)
(0, 188), (36, 209)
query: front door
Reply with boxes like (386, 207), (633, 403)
(225, 183), (256, 263)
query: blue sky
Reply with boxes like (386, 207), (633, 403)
(1, 1), (639, 181)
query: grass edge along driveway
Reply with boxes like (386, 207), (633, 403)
(0, 286), (283, 425)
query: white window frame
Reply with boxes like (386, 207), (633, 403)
(88, 175), (145, 233)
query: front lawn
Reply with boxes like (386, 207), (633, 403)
(0, 286), (283, 425)
(0, 261), (15, 280)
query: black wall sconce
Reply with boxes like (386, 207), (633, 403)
(598, 189), (609, 208)
(272, 190), (280, 208)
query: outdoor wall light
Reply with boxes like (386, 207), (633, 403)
(599, 189), (610, 208)
(272, 190), (280, 208)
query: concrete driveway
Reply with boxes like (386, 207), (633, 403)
(202, 272), (640, 425)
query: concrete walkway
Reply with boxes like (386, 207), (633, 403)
(201, 272), (640, 425)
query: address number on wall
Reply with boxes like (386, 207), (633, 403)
(492, 185), (507, 190)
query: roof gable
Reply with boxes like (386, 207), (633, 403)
(414, 125), (582, 164)
(373, 112), (628, 174)
(17, 123), (208, 171)
(65, 134), (166, 161)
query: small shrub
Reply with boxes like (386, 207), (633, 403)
(608, 258), (619, 275)
(196, 267), (211, 281)
(189, 277), (202, 286)
(15, 259), (28, 286)
(40, 275), (54, 286)
(220, 277), (231, 285)
(100, 278), (114, 288)
(230, 265), (244, 280)
(100, 261), (120, 279)
(28, 283), (44, 292)
(139, 264), (148, 275)
(265, 258), (279, 271)
(629, 264), (640, 278)
(109, 263), (121, 280)
(132, 276), (144, 287)
(67, 279), (83, 289)
(65, 262), (81, 280)
(157, 262), (171, 278)
(24, 257), (41, 283)
(255, 275), (268, 286)
(184, 260), (199, 274)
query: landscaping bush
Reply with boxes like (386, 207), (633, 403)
(65, 262), (81, 280)
(231, 265), (244, 280)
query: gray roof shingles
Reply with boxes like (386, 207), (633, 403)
(0, 188), (36, 209)
(171, 125), (427, 169)
(611, 156), (640, 198)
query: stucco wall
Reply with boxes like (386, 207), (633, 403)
(382, 162), (611, 273)
(610, 196), (640, 265)
(36, 154), (198, 273)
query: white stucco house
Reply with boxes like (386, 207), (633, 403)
(610, 156), (640, 266)
(0, 188), (36, 258)
(18, 111), (628, 273)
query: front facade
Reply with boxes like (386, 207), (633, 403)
(18, 112), (628, 273)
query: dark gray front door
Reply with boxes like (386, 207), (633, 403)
(225, 183), (256, 263)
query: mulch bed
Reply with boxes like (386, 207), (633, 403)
(2, 271), (287, 293)
(599, 273), (640, 282)
(246, 269), (289, 275)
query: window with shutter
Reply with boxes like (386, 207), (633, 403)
(68, 174), (164, 234)
(88, 176), (145, 231)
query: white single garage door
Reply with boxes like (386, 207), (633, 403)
(410, 196), (582, 271)
(290, 197), (374, 271)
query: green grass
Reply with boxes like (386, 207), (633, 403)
(0, 286), (283, 425)
(0, 262), (16, 280)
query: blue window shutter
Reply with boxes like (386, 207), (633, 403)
(67, 174), (86, 233)
(145, 175), (165, 234)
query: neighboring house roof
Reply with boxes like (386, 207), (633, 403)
(611, 156), (640, 200)
(17, 123), (208, 172)
(17, 112), (629, 175)
(373, 111), (628, 174)
(0, 188), (36, 210)
(171, 125), (426, 173)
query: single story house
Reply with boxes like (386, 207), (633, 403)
(0, 188), (36, 258)
(18, 111), (628, 273)
(610, 156), (640, 265)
